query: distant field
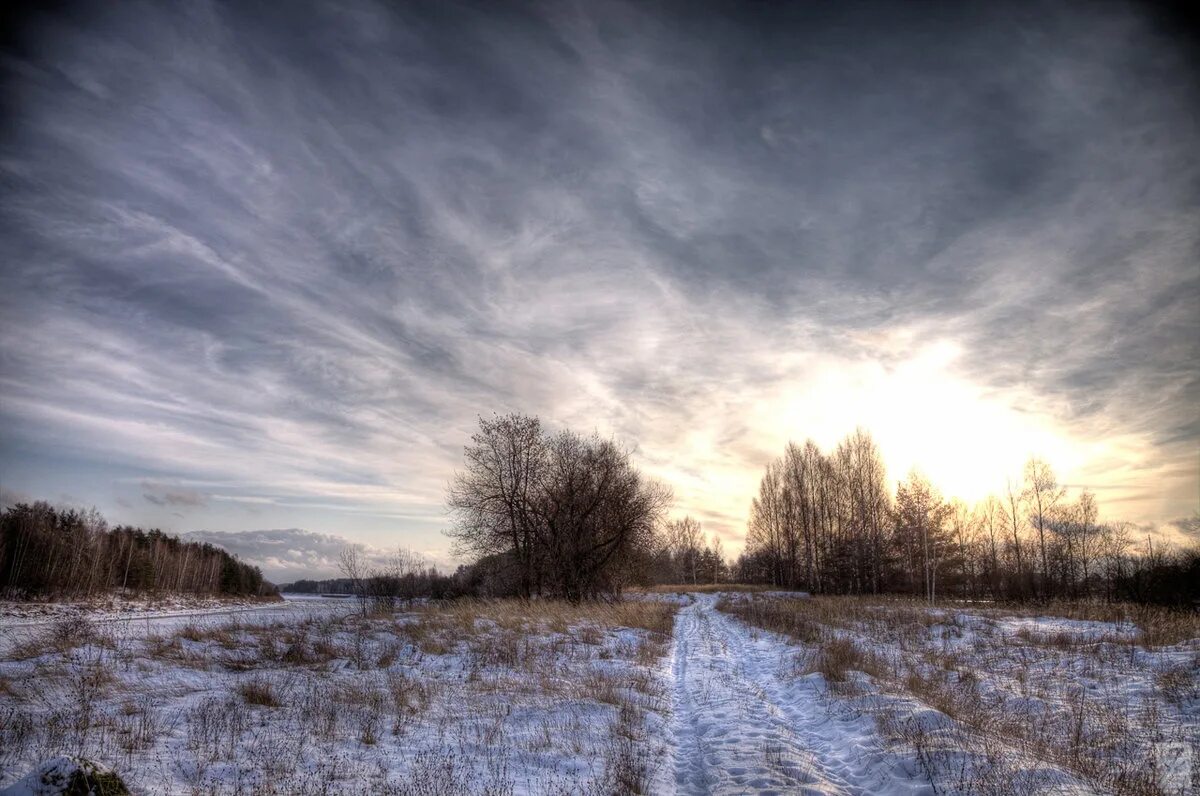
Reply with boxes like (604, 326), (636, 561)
(0, 595), (348, 658)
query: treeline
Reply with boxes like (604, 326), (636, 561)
(336, 546), (463, 612)
(284, 569), (468, 605)
(0, 502), (273, 599)
(738, 429), (1199, 606)
(446, 414), (670, 601)
(279, 578), (358, 594)
(654, 516), (729, 585)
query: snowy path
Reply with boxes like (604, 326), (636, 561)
(669, 594), (928, 796)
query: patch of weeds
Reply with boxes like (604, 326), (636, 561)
(238, 675), (279, 707)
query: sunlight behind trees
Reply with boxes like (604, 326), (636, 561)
(768, 341), (1088, 506)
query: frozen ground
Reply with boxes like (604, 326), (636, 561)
(720, 594), (1199, 795)
(1, 593), (1196, 794)
(0, 598), (676, 794)
(0, 594), (352, 658)
(670, 594), (928, 795)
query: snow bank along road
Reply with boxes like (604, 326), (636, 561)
(670, 594), (928, 796)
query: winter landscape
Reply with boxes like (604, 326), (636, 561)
(2, 0), (1199, 794)
(1, 585), (1197, 794)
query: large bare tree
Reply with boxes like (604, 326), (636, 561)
(446, 414), (545, 598)
(446, 414), (670, 601)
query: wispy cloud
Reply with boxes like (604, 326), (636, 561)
(1, 1), (1195, 559)
(141, 482), (207, 509)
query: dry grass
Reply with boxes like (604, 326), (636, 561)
(397, 598), (677, 667)
(413, 597), (676, 635)
(1, 595), (679, 795)
(719, 593), (1197, 796)
(807, 636), (887, 684)
(1156, 663), (1200, 704)
(1002, 601), (1199, 647)
(724, 592), (1199, 649)
(8, 616), (114, 660)
(717, 595), (822, 643)
(237, 675), (279, 707)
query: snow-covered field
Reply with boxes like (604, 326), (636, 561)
(0, 596), (677, 794)
(0, 595), (352, 659)
(671, 594), (930, 794)
(1, 592), (1196, 794)
(719, 594), (1199, 795)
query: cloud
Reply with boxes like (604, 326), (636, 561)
(185, 528), (449, 583)
(0, 1), (1195, 552)
(141, 482), (207, 508)
(185, 529), (356, 582)
(1171, 515), (1200, 542)
(0, 486), (33, 509)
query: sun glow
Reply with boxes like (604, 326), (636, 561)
(768, 341), (1092, 503)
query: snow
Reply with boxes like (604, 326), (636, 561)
(0, 596), (351, 657)
(669, 594), (929, 795)
(718, 594), (1198, 794)
(1, 598), (675, 794)
(2, 592), (1195, 794)
(993, 614), (1139, 643)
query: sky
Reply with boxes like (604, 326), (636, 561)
(1, 1), (1197, 582)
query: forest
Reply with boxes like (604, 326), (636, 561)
(737, 429), (1198, 605)
(3, 417), (1193, 607)
(0, 501), (271, 599)
(445, 415), (1197, 606)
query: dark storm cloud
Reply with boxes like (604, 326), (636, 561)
(0, 0), (1196, 542)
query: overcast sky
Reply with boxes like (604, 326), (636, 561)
(1, 1), (1197, 581)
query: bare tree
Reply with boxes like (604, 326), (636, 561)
(1075, 491), (1099, 597)
(1099, 521), (1133, 601)
(446, 414), (670, 601)
(1, 502), (266, 599)
(666, 516), (704, 584)
(834, 429), (890, 594)
(534, 430), (671, 601)
(339, 545), (368, 615)
(1023, 457), (1066, 597)
(949, 499), (977, 598)
(447, 414), (545, 598)
(977, 495), (1003, 597)
(737, 435), (1195, 604)
(748, 460), (789, 587)
(895, 470), (949, 602)
(1004, 478), (1027, 598)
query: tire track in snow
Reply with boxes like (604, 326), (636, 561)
(670, 594), (850, 795)
(669, 594), (929, 796)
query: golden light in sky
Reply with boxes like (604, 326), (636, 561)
(648, 336), (1178, 555)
